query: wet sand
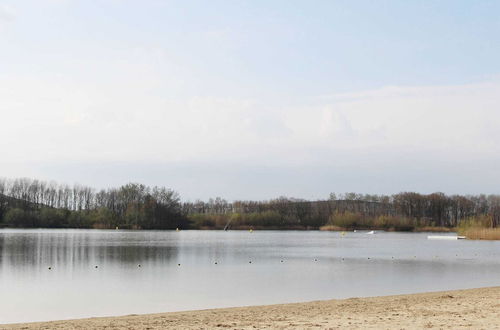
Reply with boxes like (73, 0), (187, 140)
(3, 287), (499, 329)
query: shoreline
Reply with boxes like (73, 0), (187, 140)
(3, 287), (499, 329)
(0, 226), (456, 232)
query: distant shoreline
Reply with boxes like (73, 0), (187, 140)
(0, 226), (455, 232)
(4, 227), (499, 240)
(3, 178), (499, 234)
(3, 287), (499, 329)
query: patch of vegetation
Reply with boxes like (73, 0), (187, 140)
(457, 215), (500, 239)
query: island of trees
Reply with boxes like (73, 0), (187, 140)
(0, 178), (498, 233)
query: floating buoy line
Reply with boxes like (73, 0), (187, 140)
(44, 253), (479, 272)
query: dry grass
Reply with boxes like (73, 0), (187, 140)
(456, 215), (500, 240)
(319, 225), (345, 231)
(319, 224), (455, 232)
(464, 227), (500, 240)
(414, 226), (454, 232)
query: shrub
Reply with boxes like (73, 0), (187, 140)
(329, 211), (364, 228)
(374, 215), (414, 231)
(241, 211), (283, 227)
(68, 211), (94, 228)
(187, 214), (230, 229)
(38, 208), (68, 227)
(4, 208), (36, 227)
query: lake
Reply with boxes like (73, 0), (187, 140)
(1, 229), (499, 324)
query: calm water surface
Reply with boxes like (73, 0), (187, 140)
(1, 229), (499, 324)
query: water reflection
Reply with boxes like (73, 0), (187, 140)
(0, 229), (499, 324)
(0, 230), (178, 276)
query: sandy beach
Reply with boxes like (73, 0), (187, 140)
(2, 287), (499, 329)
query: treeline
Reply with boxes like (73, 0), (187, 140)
(182, 193), (500, 230)
(0, 178), (187, 229)
(0, 177), (499, 230)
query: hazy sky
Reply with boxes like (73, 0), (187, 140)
(1, 0), (500, 200)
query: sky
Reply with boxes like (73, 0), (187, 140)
(1, 0), (500, 201)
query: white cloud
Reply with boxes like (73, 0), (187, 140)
(2, 72), (500, 198)
(0, 4), (15, 21)
(1, 64), (500, 169)
(324, 82), (500, 154)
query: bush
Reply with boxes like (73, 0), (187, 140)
(4, 208), (36, 227)
(238, 211), (283, 227)
(300, 215), (328, 228)
(67, 211), (94, 228)
(374, 215), (414, 231)
(38, 208), (68, 227)
(329, 211), (364, 228)
(187, 214), (230, 229)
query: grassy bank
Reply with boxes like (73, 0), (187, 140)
(413, 226), (455, 232)
(188, 211), (459, 232)
(457, 215), (500, 240)
(461, 228), (500, 240)
(187, 211), (324, 230)
(320, 212), (420, 232)
(319, 225), (454, 232)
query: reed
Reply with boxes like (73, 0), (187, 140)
(456, 215), (500, 240)
(414, 226), (454, 232)
(373, 215), (414, 231)
(319, 225), (346, 231)
(328, 211), (365, 228)
(463, 228), (500, 240)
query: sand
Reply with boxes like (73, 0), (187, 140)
(2, 287), (499, 329)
